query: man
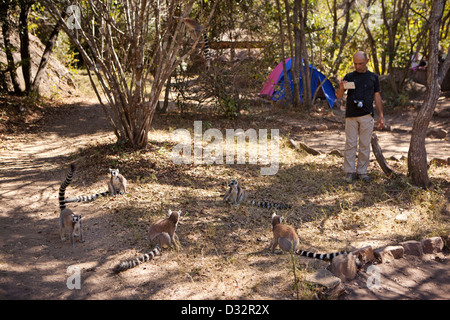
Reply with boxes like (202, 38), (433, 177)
(336, 51), (384, 183)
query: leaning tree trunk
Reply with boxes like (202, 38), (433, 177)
(407, 0), (446, 188)
(32, 12), (66, 93)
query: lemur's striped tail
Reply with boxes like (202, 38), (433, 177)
(59, 164), (75, 211)
(113, 246), (161, 273)
(295, 249), (346, 260)
(251, 200), (292, 210)
(202, 31), (211, 69)
(64, 191), (110, 203)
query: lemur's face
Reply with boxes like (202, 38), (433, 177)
(229, 179), (238, 187)
(110, 169), (119, 177)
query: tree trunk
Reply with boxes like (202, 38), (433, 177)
(19, 0), (33, 93)
(293, 0), (302, 108)
(1, 0), (21, 94)
(298, 0), (312, 109)
(407, 0), (446, 188)
(284, 0), (300, 107)
(330, 0), (353, 75)
(32, 12), (66, 93)
(359, 0), (380, 75)
(275, 0), (292, 104)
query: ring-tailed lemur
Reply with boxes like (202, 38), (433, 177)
(59, 164), (83, 246)
(270, 213), (346, 260)
(181, 17), (211, 69)
(63, 168), (126, 204)
(223, 179), (292, 210)
(113, 210), (181, 273)
(108, 168), (127, 195)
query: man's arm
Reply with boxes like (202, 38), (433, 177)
(374, 91), (384, 130)
(336, 80), (346, 99)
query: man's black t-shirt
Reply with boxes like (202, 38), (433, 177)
(343, 70), (380, 118)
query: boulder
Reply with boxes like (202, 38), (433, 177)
(306, 269), (345, 300)
(421, 237), (444, 254)
(374, 246), (404, 263)
(400, 240), (423, 256)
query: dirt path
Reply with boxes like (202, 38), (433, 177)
(0, 96), (448, 300)
(0, 98), (119, 299)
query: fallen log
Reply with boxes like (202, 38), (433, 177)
(371, 133), (398, 178)
(289, 139), (322, 155)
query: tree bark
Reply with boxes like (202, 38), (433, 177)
(407, 0), (446, 188)
(380, 0), (408, 94)
(284, 0), (300, 107)
(1, 0), (21, 94)
(298, 0), (311, 109)
(371, 134), (398, 178)
(275, 0), (292, 104)
(18, 0), (33, 93)
(32, 12), (66, 93)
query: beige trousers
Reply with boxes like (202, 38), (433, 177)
(344, 114), (374, 174)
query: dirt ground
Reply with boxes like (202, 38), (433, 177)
(0, 93), (449, 301)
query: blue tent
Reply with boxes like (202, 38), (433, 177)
(266, 58), (337, 108)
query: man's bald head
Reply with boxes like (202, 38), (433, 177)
(353, 51), (369, 73)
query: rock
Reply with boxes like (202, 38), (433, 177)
(328, 124), (340, 130)
(421, 237), (444, 254)
(385, 245), (405, 259)
(392, 127), (408, 133)
(400, 240), (423, 256)
(306, 269), (345, 300)
(329, 149), (343, 157)
(426, 128), (448, 139)
(389, 155), (402, 161)
(374, 248), (394, 263)
(395, 213), (408, 223)
(315, 124), (329, 131)
(306, 268), (341, 289)
(331, 253), (357, 281)
(352, 246), (376, 266)
(374, 246), (404, 263)
(443, 235), (450, 250)
(429, 158), (448, 166)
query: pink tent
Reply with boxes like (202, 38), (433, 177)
(260, 58), (290, 96)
